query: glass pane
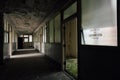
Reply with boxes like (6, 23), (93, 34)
(24, 38), (28, 42)
(64, 2), (77, 19)
(49, 20), (54, 43)
(29, 35), (32, 42)
(55, 14), (61, 43)
(82, 0), (117, 46)
(20, 35), (24, 37)
(24, 35), (28, 37)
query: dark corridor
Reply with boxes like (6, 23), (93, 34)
(0, 0), (118, 80)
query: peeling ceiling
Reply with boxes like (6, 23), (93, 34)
(8, 12), (42, 34)
(4, 0), (62, 34)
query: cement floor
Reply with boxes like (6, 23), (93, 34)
(0, 49), (73, 80)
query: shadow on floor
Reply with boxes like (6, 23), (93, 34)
(0, 50), (73, 80)
(12, 49), (39, 55)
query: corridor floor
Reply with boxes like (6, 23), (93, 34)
(0, 49), (73, 80)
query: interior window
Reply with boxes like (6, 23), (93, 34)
(49, 20), (54, 43)
(64, 2), (77, 19)
(29, 35), (32, 42)
(81, 0), (117, 46)
(24, 38), (28, 42)
(54, 14), (61, 43)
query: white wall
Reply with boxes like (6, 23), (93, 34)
(3, 14), (18, 59)
(34, 42), (40, 51)
(33, 26), (45, 53)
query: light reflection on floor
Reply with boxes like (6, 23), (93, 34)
(10, 49), (43, 59)
(10, 53), (42, 58)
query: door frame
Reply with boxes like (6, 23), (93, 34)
(62, 16), (78, 79)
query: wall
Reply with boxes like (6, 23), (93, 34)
(23, 42), (33, 48)
(45, 43), (62, 65)
(80, 46), (113, 80)
(33, 26), (44, 53)
(43, 12), (62, 66)
(34, 42), (45, 53)
(3, 31), (17, 58)
(3, 15), (18, 58)
(0, 24), (4, 64)
(12, 32), (17, 51)
(34, 42), (40, 51)
(12, 43), (16, 51)
(0, 1), (6, 64)
(3, 43), (9, 59)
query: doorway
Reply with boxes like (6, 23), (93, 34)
(63, 17), (78, 78)
(18, 37), (23, 49)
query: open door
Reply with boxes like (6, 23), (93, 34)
(63, 17), (78, 78)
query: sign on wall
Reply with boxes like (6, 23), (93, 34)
(82, 27), (117, 46)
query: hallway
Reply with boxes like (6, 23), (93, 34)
(0, 0), (118, 80)
(0, 49), (72, 80)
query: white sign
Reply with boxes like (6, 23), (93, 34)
(82, 27), (117, 46)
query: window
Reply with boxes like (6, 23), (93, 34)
(4, 19), (9, 43)
(64, 2), (77, 19)
(24, 38), (28, 42)
(20, 35), (32, 43)
(49, 19), (54, 43)
(54, 14), (61, 43)
(24, 35), (29, 37)
(29, 35), (32, 42)
(20, 35), (24, 37)
(81, 0), (117, 46)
